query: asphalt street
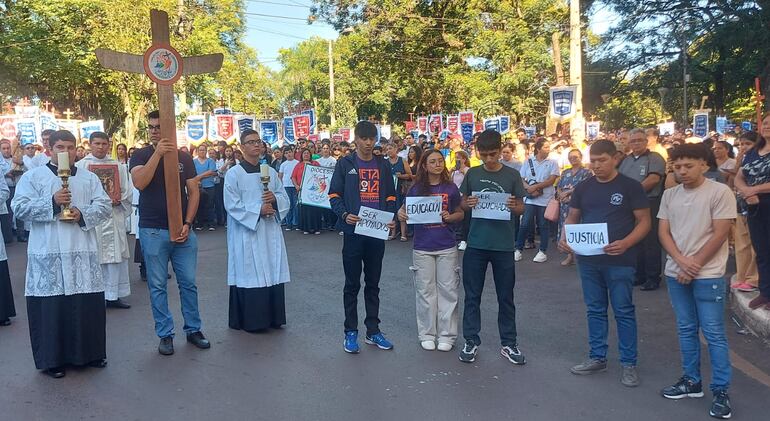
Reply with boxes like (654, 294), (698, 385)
(0, 229), (768, 420)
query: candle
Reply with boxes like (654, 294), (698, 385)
(57, 152), (69, 169)
(260, 164), (270, 179)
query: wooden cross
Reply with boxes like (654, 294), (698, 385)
(95, 9), (222, 239)
(62, 108), (75, 120)
(17, 97), (30, 107)
(42, 100), (51, 112)
(755, 77), (765, 128)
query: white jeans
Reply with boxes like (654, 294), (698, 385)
(412, 247), (460, 344)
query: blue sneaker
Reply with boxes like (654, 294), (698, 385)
(343, 331), (360, 354)
(364, 332), (394, 350)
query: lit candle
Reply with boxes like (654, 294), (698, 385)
(57, 152), (69, 169)
(260, 164), (270, 179)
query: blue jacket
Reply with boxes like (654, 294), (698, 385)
(329, 153), (397, 234)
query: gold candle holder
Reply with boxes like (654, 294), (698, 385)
(57, 167), (77, 222)
(260, 163), (270, 192)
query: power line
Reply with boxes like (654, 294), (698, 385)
(245, 0), (309, 8)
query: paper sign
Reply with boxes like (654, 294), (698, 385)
(405, 196), (443, 225)
(354, 206), (393, 240)
(299, 164), (334, 209)
(564, 223), (609, 256)
(471, 191), (511, 220)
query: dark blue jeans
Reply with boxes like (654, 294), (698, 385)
(515, 204), (548, 252)
(577, 261), (637, 366)
(667, 277), (731, 392)
(746, 197), (770, 298)
(342, 233), (385, 336)
(283, 187), (298, 228)
(462, 247), (517, 347)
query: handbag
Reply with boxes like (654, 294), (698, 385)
(544, 197), (560, 222)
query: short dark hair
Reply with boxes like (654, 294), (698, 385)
(240, 128), (259, 143)
(669, 143), (708, 162)
(147, 110), (160, 120)
(418, 134), (427, 140)
(738, 131), (758, 143)
(476, 129), (502, 151)
(49, 130), (77, 148)
(354, 121), (377, 139)
(589, 140), (617, 157)
(89, 131), (109, 143)
(516, 128), (526, 135)
(533, 139), (547, 153)
(41, 129), (56, 137)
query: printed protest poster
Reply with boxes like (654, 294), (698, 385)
(459, 111), (474, 124)
(293, 114), (311, 139)
(0, 116), (17, 139)
(283, 116), (295, 143)
(447, 115), (459, 134)
(354, 206), (393, 240)
(428, 114), (443, 135)
(658, 121), (676, 136)
(17, 118), (37, 145)
(79, 120), (104, 142)
(499, 116), (511, 134)
(186, 115), (207, 147)
(299, 164), (334, 209)
(692, 112), (709, 138)
(586, 121), (601, 140)
(471, 191), (511, 220)
(259, 120), (279, 145)
(417, 116), (429, 134)
(564, 223), (608, 256)
(405, 196), (443, 225)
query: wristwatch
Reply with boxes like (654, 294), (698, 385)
(184, 221), (192, 228)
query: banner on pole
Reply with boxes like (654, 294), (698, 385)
(484, 117), (501, 132)
(299, 164), (334, 209)
(460, 122), (474, 143)
(428, 114), (443, 135)
(447, 115), (459, 134)
(658, 122), (676, 136)
(499, 116), (511, 134)
(692, 111), (709, 138)
(405, 120), (416, 133)
(301, 109), (316, 133)
(586, 121), (601, 140)
(79, 120), (104, 142)
(715, 116), (728, 134)
(0, 116), (17, 139)
(57, 120), (80, 139)
(186, 115), (207, 147)
(39, 112), (59, 136)
(523, 126), (537, 139)
(332, 133), (343, 143)
(459, 111), (474, 124)
(741, 121), (753, 131)
(283, 117), (295, 143)
(216, 115), (236, 143)
(260, 121), (279, 145)
(549, 86), (578, 122)
(417, 116), (428, 135)
(18, 118), (37, 145)
(293, 114), (311, 139)
(339, 127), (351, 142)
(235, 115), (255, 136)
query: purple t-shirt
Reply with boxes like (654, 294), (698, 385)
(357, 156), (380, 209)
(407, 182), (461, 252)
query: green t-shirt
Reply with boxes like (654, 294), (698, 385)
(460, 164), (527, 252)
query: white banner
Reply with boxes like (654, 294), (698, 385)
(405, 196), (443, 225)
(299, 164), (334, 209)
(565, 223), (609, 256)
(586, 121), (601, 140)
(471, 191), (511, 220)
(658, 122), (676, 136)
(354, 206), (393, 240)
(549, 85), (578, 122)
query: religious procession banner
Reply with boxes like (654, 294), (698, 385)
(282, 116), (295, 143)
(658, 122), (675, 136)
(715, 116), (728, 134)
(499, 116), (511, 134)
(379, 124), (392, 141)
(235, 115), (255, 136)
(260, 120), (279, 145)
(693, 111), (709, 138)
(17, 118), (37, 145)
(0, 116), (17, 139)
(428, 114), (443, 135)
(299, 164), (334, 209)
(301, 109), (316, 133)
(586, 121), (601, 140)
(293, 114), (311, 139)
(549, 85), (578, 122)
(460, 122), (474, 143)
(39, 112), (59, 136)
(447, 115), (459, 134)
(523, 126), (537, 139)
(742, 121), (753, 131)
(339, 127), (351, 142)
(215, 115), (237, 144)
(417, 116), (429, 135)
(332, 133), (343, 143)
(484, 117), (500, 132)
(459, 111), (475, 125)
(185, 115), (207, 147)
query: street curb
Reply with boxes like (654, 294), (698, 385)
(731, 290), (770, 339)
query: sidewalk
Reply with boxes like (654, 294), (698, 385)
(732, 290), (770, 341)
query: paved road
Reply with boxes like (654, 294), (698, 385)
(1, 229), (768, 420)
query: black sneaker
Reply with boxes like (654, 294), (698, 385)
(709, 390), (731, 419)
(458, 341), (478, 363)
(500, 345), (526, 365)
(662, 376), (704, 399)
(186, 331), (211, 349)
(158, 336), (174, 355)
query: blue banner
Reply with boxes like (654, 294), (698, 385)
(260, 121), (279, 145)
(79, 120), (104, 141)
(524, 126), (536, 139)
(301, 109), (316, 132)
(460, 122), (474, 143)
(742, 121), (753, 131)
(283, 117), (295, 143)
(410, 130), (419, 141)
(186, 115), (207, 145)
(17, 119), (37, 145)
(715, 116), (728, 134)
(236, 115), (255, 134)
(693, 113), (708, 138)
(499, 116), (510, 134)
(484, 117), (500, 132)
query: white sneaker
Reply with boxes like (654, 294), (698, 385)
(437, 342), (453, 352)
(458, 241), (467, 251)
(533, 251), (547, 263)
(514, 250), (522, 262)
(420, 340), (436, 351)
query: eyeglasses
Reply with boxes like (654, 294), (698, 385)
(243, 139), (262, 146)
(148, 124), (161, 131)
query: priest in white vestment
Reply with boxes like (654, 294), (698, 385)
(225, 129), (291, 332)
(75, 132), (132, 308)
(0, 174), (15, 325)
(11, 130), (111, 379)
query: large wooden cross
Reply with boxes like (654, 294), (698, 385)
(755, 77), (765, 128)
(95, 9), (223, 239)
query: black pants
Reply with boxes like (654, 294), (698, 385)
(462, 247), (517, 347)
(214, 182), (226, 225)
(342, 233), (385, 336)
(635, 196), (662, 285)
(747, 197), (770, 298)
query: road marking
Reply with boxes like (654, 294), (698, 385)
(699, 336), (770, 388)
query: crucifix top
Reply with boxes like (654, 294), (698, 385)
(17, 97), (30, 107)
(62, 108), (75, 120)
(42, 100), (51, 112)
(94, 9), (223, 240)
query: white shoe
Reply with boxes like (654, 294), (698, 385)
(514, 250), (522, 262)
(420, 340), (436, 351)
(533, 251), (547, 263)
(437, 342), (453, 352)
(458, 241), (467, 251)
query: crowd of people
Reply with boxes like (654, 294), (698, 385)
(0, 111), (769, 421)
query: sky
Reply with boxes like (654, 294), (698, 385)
(242, 0), (338, 71)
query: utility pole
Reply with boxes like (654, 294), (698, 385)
(328, 39), (336, 127)
(569, 0), (585, 141)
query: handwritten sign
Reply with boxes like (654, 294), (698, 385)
(471, 191), (510, 220)
(564, 223), (608, 256)
(405, 196), (443, 225)
(354, 206), (393, 240)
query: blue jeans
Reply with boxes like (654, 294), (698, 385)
(139, 228), (201, 338)
(462, 247), (517, 347)
(578, 262), (637, 366)
(515, 204), (548, 252)
(283, 187), (298, 228)
(666, 277), (731, 392)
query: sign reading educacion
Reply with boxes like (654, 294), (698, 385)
(405, 196), (443, 225)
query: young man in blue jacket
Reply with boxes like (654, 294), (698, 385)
(329, 121), (397, 354)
